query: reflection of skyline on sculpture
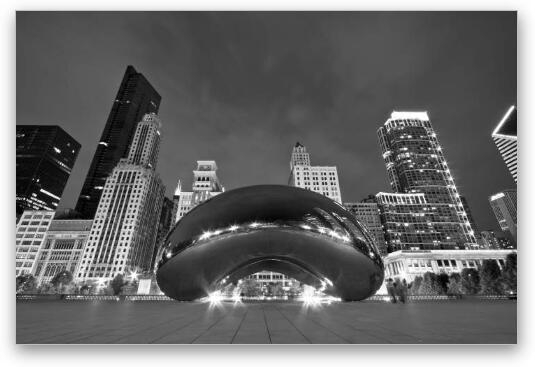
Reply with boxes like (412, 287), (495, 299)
(16, 12), (516, 230)
(157, 185), (383, 301)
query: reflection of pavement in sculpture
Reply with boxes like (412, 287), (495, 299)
(156, 185), (384, 301)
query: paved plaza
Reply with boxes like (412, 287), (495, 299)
(16, 299), (516, 344)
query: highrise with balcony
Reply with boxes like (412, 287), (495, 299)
(76, 113), (165, 283)
(376, 111), (476, 252)
(76, 65), (161, 218)
(288, 142), (342, 203)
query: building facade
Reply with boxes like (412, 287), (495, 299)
(16, 126), (80, 218)
(151, 196), (175, 271)
(76, 113), (165, 283)
(288, 142), (342, 203)
(492, 105), (517, 183)
(377, 111), (477, 252)
(480, 230), (515, 250)
(343, 202), (387, 256)
(173, 161), (224, 224)
(16, 210), (55, 276)
(384, 249), (516, 283)
(33, 219), (93, 285)
(76, 65), (161, 218)
(489, 190), (517, 243)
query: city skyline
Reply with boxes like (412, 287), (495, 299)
(16, 12), (516, 231)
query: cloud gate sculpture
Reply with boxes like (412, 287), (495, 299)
(156, 185), (384, 301)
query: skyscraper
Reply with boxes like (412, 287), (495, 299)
(76, 113), (165, 282)
(16, 125), (81, 218)
(377, 111), (476, 251)
(489, 189), (517, 243)
(343, 202), (387, 256)
(288, 142), (342, 203)
(492, 105), (517, 183)
(75, 65), (161, 218)
(173, 161), (224, 223)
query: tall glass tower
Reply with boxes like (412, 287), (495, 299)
(16, 125), (81, 218)
(75, 65), (161, 218)
(377, 111), (476, 251)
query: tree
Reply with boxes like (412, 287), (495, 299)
(268, 283), (285, 297)
(240, 279), (262, 297)
(418, 272), (441, 295)
(461, 268), (480, 294)
(436, 273), (450, 295)
(479, 259), (503, 295)
(110, 274), (125, 295)
(50, 270), (73, 293)
(410, 276), (423, 295)
(447, 273), (462, 295)
(16, 274), (37, 294)
(501, 252), (517, 292)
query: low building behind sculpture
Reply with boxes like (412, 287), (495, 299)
(33, 218), (93, 285)
(288, 142), (342, 203)
(173, 160), (224, 224)
(16, 210), (55, 276)
(344, 202), (387, 256)
(384, 249), (516, 283)
(489, 190), (517, 244)
(151, 196), (175, 272)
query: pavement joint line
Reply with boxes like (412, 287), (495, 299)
(261, 304), (272, 344)
(93, 305), (201, 344)
(303, 313), (354, 343)
(277, 306), (349, 343)
(319, 311), (394, 343)
(149, 312), (210, 344)
(274, 304), (311, 344)
(189, 307), (232, 344)
(230, 308), (249, 344)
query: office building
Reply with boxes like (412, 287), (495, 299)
(173, 161), (224, 223)
(15, 210), (55, 276)
(384, 249), (516, 283)
(16, 126), (80, 218)
(288, 142), (342, 203)
(76, 113), (165, 282)
(489, 190), (517, 243)
(33, 218), (93, 285)
(480, 230), (515, 250)
(76, 65), (161, 218)
(377, 111), (477, 251)
(344, 202), (387, 256)
(151, 197), (175, 271)
(492, 105), (517, 183)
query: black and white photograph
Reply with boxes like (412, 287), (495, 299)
(7, 4), (528, 356)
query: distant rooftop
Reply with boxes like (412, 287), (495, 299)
(492, 105), (517, 138)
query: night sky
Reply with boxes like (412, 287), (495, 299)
(16, 11), (516, 231)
